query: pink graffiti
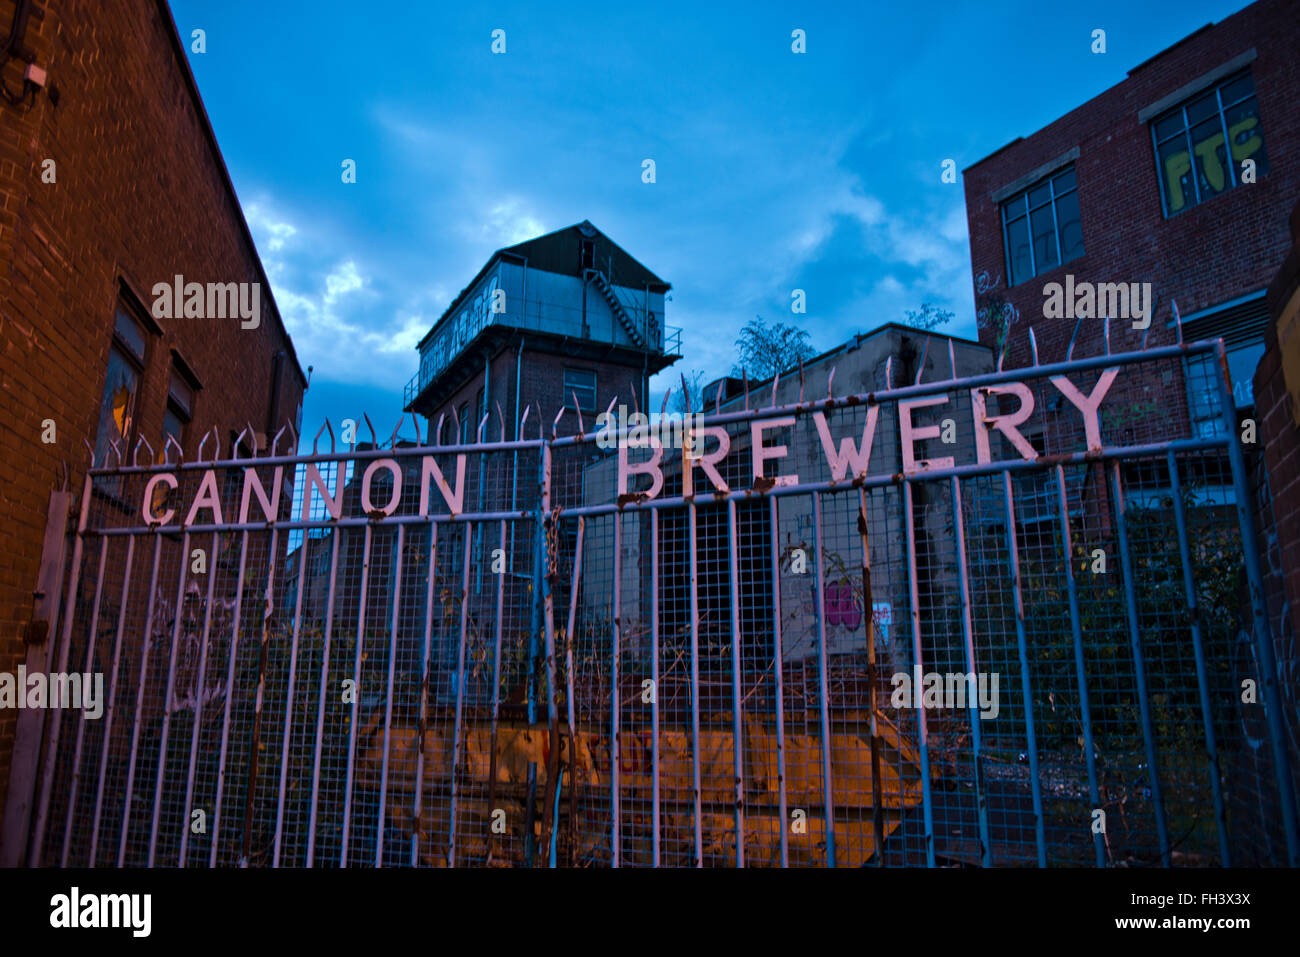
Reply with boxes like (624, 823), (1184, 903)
(824, 580), (862, 629)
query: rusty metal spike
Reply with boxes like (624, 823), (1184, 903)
(83, 437), (95, 470)
(108, 438), (122, 469)
(572, 392), (584, 435)
(552, 404), (566, 439)
(914, 336), (930, 386)
(1104, 315), (1111, 356)
(680, 373), (690, 415)
(827, 366), (836, 400)
(517, 406), (529, 441)
(1029, 327), (1040, 367)
(495, 401), (506, 443)
(164, 433), (184, 466)
(714, 379), (724, 413)
(771, 370), (780, 409)
(133, 434), (154, 468)
(630, 385), (640, 417)
(312, 419), (335, 456)
(1066, 315), (1083, 362)
(389, 413), (406, 449)
(362, 413), (376, 450)
(661, 387), (671, 416)
(742, 368), (750, 411)
(1172, 298), (1183, 345)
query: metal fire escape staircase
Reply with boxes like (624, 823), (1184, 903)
(585, 267), (645, 349)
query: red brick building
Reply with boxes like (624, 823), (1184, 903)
(0, 0), (305, 843)
(963, 0), (1299, 438)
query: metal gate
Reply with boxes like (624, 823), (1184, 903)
(20, 338), (1300, 866)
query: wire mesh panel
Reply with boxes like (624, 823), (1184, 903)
(29, 339), (1299, 867)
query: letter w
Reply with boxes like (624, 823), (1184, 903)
(813, 407), (880, 481)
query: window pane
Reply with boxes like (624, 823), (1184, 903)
(94, 346), (139, 467)
(1030, 203), (1059, 273)
(1227, 340), (1266, 408)
(1157, 137), (1195, 213)
(1190, 117), (1229, 199)
(1153, 112), (1185, 143)
(1219, 72), (1255, 107)
(1052, 168), (1076, 194)
(169, 372), (194, 417)
(1027, 182), (1052, 210)
(1005, 216), (1032, 286)
(163, 406), (185, 447)
(1186, 90), (1219, 126)
(1055, 189), (1084, 263)
(1223, 97), (1267, 176)
(458, 403), (470, 443)
(1001, 194), (1026, 222)
(1184, 354), (1224, 438)
(114, 308), (147, 363)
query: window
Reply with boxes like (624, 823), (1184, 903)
(94, 307), (150, 471)
(458, 402), (471, 444)
(1151, 69), (1268, 217)
(1001, 166), (1083, 286)
(162, 365), (196, 456)
(1180, 294), (1269, 437)
(564, 368), (597, 413)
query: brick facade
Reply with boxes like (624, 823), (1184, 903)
(0, 0), (305, 815)
(963, 0), (1300, 377)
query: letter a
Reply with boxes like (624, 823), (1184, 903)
(791, 28), (806, 54)
(341, 158), (356, 183)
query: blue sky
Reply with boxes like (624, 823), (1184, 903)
(170, 0), (1251, 442)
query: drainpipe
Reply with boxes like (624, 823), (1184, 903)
(476, 352), (490, 592)
(511, 337), (524, 558)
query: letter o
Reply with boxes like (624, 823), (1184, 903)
(361, 458), (402, 516)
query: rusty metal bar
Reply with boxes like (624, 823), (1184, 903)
(178, 531), (220, 866)
(1108, 461), (1170, 865)
(689, 498), (702, 867)
(768, 496), (789, 868)
(410, 522), (438, 867)
(810, 493), (836, 867)
(726, 498), (745, 866)
(339, 524), (372, 866)
(117, 533), (164, 867)
(210, 529), (251, 867)
(447, 523), (473, 866)
(307, 530), (342, 867)
(1000, 473), (1046, 867)
(611, 511), (622, 866)
(376, 523), (405, 865)
(1055, 465), (1106, 868)
(903, 480), (935, 867)
(59, 534), (108, 866)
(88, 534), (134, 868)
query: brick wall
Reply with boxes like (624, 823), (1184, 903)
(0, 0), (305, 814)
(963, 0), (1300, 377)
